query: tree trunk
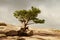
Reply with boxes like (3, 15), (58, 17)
(18, 19), (29, 36)
(21, 20), (29, 33)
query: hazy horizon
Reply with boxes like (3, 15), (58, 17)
(0, 0), (60, 29)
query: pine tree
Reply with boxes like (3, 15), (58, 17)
(13, 6), (45, 34)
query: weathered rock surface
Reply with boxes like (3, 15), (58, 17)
(0, 23), (60, 40)
(5, 30), (18, 36)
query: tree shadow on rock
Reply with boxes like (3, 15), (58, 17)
(5, 30), (18, 36)
(18, 27), (33, 37)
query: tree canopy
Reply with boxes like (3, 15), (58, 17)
(13, 6), (45, 25)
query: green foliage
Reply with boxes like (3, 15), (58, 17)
(13, 6), (45, 24)
(33, 18), (45, 23)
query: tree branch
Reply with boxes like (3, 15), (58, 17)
(28, 23), (35, 25)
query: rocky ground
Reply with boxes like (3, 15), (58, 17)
(0, 23), (60, 40)
(0, 35), (60, 40)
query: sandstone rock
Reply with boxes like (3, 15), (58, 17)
(17, 38), (25, 40)
(0, 23), (7, 26)
(27, 30), (33, 36)
(0, 34), (6, 37)
(5, 30), (18, 36)
(0, 31), (5, 34)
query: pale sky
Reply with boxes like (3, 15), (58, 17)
(0, 0), (60, 29)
